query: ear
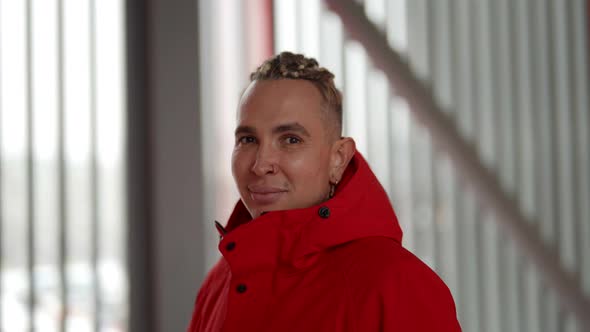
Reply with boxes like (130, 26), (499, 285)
(329, 137), (356, 183)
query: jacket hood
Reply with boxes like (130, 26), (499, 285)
(216, 152), (403, 271)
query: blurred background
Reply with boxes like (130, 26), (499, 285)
(0, 0), (588, 331)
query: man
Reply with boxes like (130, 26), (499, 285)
(188, 52), (462, 331)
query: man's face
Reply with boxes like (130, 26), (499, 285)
(232, 79), (334, 219)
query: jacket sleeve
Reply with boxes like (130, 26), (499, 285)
(351, 246), (462, 332)
(187, 258), (230, 332)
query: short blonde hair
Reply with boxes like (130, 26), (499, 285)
(250, 52), (343, 137)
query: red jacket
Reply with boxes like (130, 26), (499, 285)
(188, 153), (462, 331)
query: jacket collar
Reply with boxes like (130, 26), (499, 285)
(216, 152), (403, 274)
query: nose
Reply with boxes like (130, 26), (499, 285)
(250, 144), (278, 176)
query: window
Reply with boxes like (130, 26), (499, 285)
(0, 0), (127, 330)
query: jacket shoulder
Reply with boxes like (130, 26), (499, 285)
(187, 258), (231, 332)
(339, 237), (449, 289)
(338, 237), (462, 332)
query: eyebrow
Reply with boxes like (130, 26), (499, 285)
(235, 125), (256, 136)
(234, 122), (311, 137)
(272, 122), (311, 137)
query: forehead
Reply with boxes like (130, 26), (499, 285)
(237, 80), (324, 126)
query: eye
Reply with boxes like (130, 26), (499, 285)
(237, 136), (256, 145)
(283, 136), (302, 144)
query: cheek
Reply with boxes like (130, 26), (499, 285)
(283, 149), (331, 183)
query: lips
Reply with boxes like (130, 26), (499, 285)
(247, 185), (288, 205)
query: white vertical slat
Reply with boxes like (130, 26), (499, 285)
(532, 0), (560, 329)
(429, 0), (459, 300)
(319, 7), (345, 88)
(298, 0), (321, 60)
(449, 0), (480, 329)
(364, 0), (391, 195)
(508, 1), (540, 331)
(197, 0), (221, 272)
(365, 69), (391, 194)
(405, 0), (436, 270)
(94, 0), (127, 329)
(560, 3), (584, 331)
(532, 0), (558, 249)
(30, 6), (61, 327)
(273, 0), (297, 52)
(514, 1), (542, 331)
(451, 0), (475, 141)
(63, 1), (95, 330)
(552, 0), (579, 319)
(459, 191), (480, 332)
(388, 97), (414, 250)
(343, 42), (368, 155)
(364, 0), (386, 29)
(385, 0), (414, 253)
(198, 0), (243, 270)
(0, 1), (30, 330)
(551, 0), (577, 276)
(496, 0), (523, 331)
(474, 0), (502, 330)
(430, 0), (453, 113)
(514, 0), (537, 222)
(496, 0), (517, 194)
(386, 0), (407, 52)
(543, 289), (560, 332)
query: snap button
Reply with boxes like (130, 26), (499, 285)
(226, 242), (236, 251)
(236, 283), (247, 294)
(318, 206), (330, 219)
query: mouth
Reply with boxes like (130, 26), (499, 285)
(247, 186), (288, 205)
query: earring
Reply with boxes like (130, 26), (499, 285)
(328, 180), (338, 198)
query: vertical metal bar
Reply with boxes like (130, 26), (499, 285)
(57, 0), (68, 330)
(89, 0), (101, 331)
(25, 0), (37, 330)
